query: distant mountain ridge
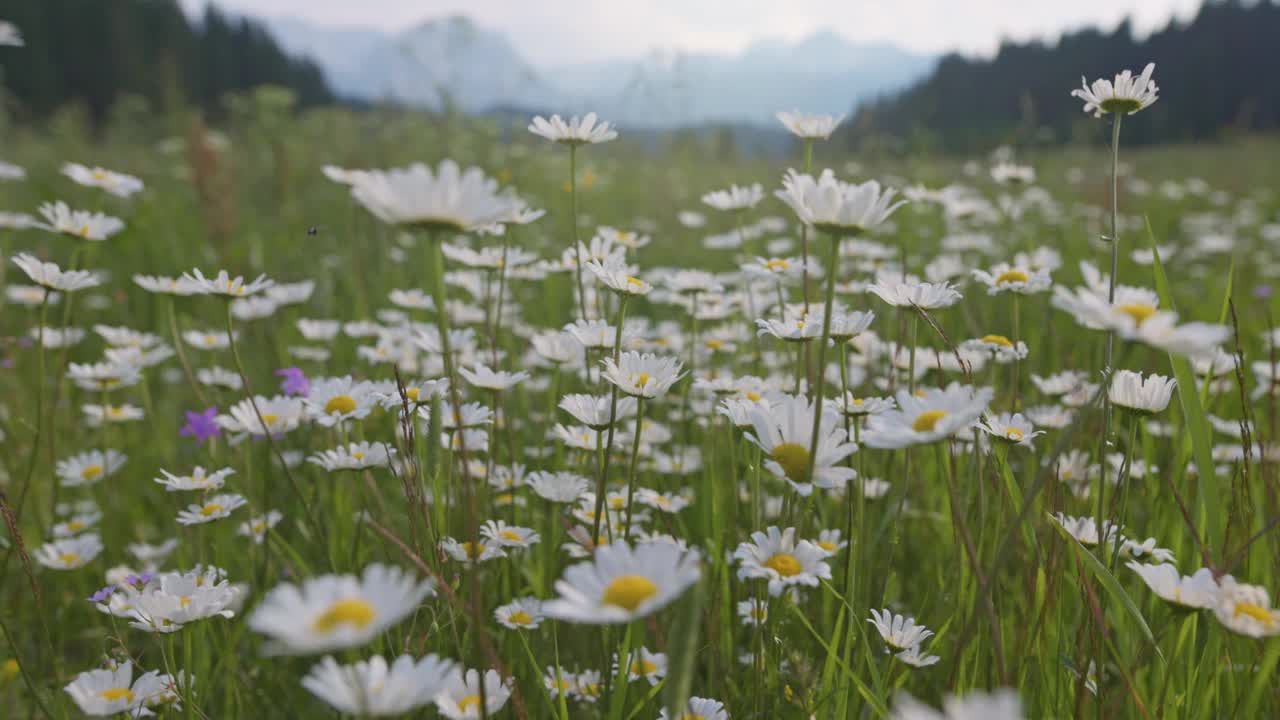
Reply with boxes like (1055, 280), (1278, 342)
(263, 15), (936, 129)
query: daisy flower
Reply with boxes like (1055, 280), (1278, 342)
(154, 466), (235, 492)
(776, 171), (906, 236)
(559, 393), (638, 429)
(838, 394), (896, 417)
(745, 394), (857, 495)
(528, 471), (590, 503)
(302, 654), (459, 717)
(481, 520), (540, 549)
(434, 668), (513, 719)
(616, 646), (667, 685)
(889, 689), (1024, 720)
(133, 274), (201, 295)
(756, 315), (822, 343)
(528, 112), (617, 145)
(247, 564), (435, 655)
(11, 253), (100, 291)
(635, 488), (690, 514)
(459, 364), (530, 391)
(585, 256), (653, 296)
(811, 529), (848, 556)
(977, 413), (1044, 449)
(64, 662), (169, 717)
(61, 163), (144, 197)
(36, 201), (125, 240)
(659, 696), (730, 720)
(868, 278), (963, 310)
(542, 541), (702, 624)
(238, 511), (284, 544)
(702, 183), (764, 211)
(494, 597), (544, 630)
(868, 608), (935, 651)
(350, 160), (522, 231)
(181, 268), (275, 297)
(1126, 563), (1217, 609)
(734, 526), (832, 596)
(862, 384), (993, 449)
(1072, 62), (1159, 117)
(737, 598), (769, 626)
(961, 335), (1028, 363)
(777, 110), (845, 139)
(35, 533), (103, 570)
(125, 571), (242, 632)
(601, 352), (685, 399)
(309, 442), (395, 472)
(971, 263), (1052, 295)
(0, 22), (21, 47)
(176, 493), (247, 525)
(439, 537), (507, 565)
(1213, 576), (1280, 638)
(1109, 370), (1175, 414)
(82, 403), (144, 426)
(218, 396), (305, 437)
(990, 162), (1035, 185)
(1049, 513), (1121, 547)
(53, 511), (102, 537)
(57, 449), (127, 487)
(896, 644), (942, 668)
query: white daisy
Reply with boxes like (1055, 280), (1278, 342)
(36, 201), (125, 240)
(309, 442), (395, 472)
(176, 493), (247, 525)
(247, 564), (436, 655)
(1109, 370), (1175, 414)
(302, 654), (459, 717)
(702, 183), (765, 211)
(1072, 62), (1159, 117)
(35, 533), (103, 570)
(11, 253), (100, 291)
(776, 110), (844, 140)
(972, 263), (1052, 295)
(57, 449), (127, 487)
(601, 352), (685, 399)
(862, 384), (993, 449)
(868, 608), (935, 651)
(745, 394), (857, 495)
(977, 412), (1044, 449)
(433, 668), (513, 720)
(494, 597), (544, 630)
(1126, 562), (1217, 609)
(350, 160), (522, 231)
(61, 163), (144, 197)
(776, 171), (906, 236)
(154, 466), (235, 492)
(1213, 576), (1280, 637)
(542, 541), (702, 624)
(181, 268), (274, 297)
(528, 113), (617, 145)
(734, 526), (832, 597)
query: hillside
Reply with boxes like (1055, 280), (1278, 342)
(0, 0), (332, 125)
(845, 0), (1280, 153)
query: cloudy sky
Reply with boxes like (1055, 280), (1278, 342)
(179, 0), (1202, 66)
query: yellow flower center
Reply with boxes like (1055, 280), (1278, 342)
(636, 373), (652, 388)
(462, 542), (486, 559)
(324, 395), (357, 415)
(59, 552), (80, 565)
(261, 413), (280, 426)
(312, 598), (377, 633)
(79, 225), (92, 238)
(352, 451), (365, 461)
(458, 695), (482, 712)
(625, 276), (644, 287)
(98, 688), (135, 703)
(705, 339), (724, 350)
(509, 611), (534, 626)
(1117, 303), (1157, 325)
(602, 575), (658, 611)
(66, 521), (85, 532)
(631, 659), (659, 675)
(751, 606), (767, 621)
(1006, 428), (1024, 440)
(499, 530), (523, 543)
(200, 503), (224, 516)
(765, 553), (802, 577)
(745, 391), (762, 402)
(995, 270), (1029, 285)
(913, 410), (948, 433)
(180, 596), (192, 607)
(981, 334), (1013, 347)
(405, 388), (421, 401)
(852, 398), (865, 405)
(767, 258), (790, 271)
(1234, 602), (1277, 627)
(205, 334), (217, 345)
(769, 442), (810, 485)
(817, 541), (837, 552)
(81, 464), (104, 481)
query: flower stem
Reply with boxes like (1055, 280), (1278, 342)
(804, 233), (840, 489)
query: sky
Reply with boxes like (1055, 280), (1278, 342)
(179, 0), (1204, 67)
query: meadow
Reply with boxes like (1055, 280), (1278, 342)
(2, 72), (1280, 720)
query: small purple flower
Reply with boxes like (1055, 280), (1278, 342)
(179, 407), (221, 445)
(88, 585), (116, 603)
(124, 572), (154, 588)
(1255, 284), (1273, 300)
(276, 367), (310, 397)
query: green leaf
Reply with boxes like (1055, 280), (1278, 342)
(1146, 218), (1222, 560)
(788, 601), (890, 716)
(1051, 519), (1164, 662)
(661, 579), (706, 718)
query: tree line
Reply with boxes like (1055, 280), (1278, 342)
(0, 0), (332, 127)
(842, 0), (1280, 154)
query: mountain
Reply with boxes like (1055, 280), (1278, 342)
(845, 0), (1280, 152)
(264, 15), (935, 128)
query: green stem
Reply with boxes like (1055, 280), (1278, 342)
(804, 233), (840, 488)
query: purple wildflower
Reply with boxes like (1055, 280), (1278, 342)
(88, 585), (116, 603)
(124, 572), (155, 588)
(1255, 284), (1273, 300)
(179, 407), (220, 445)
(275, 367), (310, 397)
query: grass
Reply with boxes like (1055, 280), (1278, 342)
(1, 96), (1279, 719)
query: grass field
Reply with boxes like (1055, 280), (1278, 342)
(2, 88), (1280, 719)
